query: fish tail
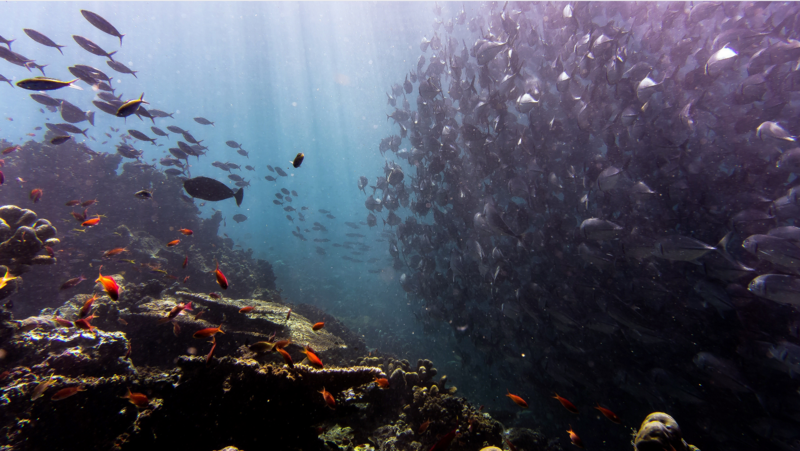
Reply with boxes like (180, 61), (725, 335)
(119, 35), (124, 46)
(107, 50), (116, 61)
(234, 188), (244, 207)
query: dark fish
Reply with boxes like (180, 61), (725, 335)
(147, 109), (174, 118)
(265, 175), (276, 182)
(183, 176), (244, 206)
(72, 35), (116, 60)
(226, 140), (241, 148)
(81, 10), (125, 45)
(291, 153), (304, 168)
(50, 136), (71, 145)
(272, 200), (283, 205)
(0, 35), (13, 50)
(194, 117), (214, 126)
(281, 188), (290, 195)
(166, 125), (185, 134)
(237, 149), (249, 158)
(128, 129), (156, 145)
(116, 94), (147, 118)
(17, 77), (79, 91)
(232, 214), (247, 223)
(267, 165), (275, 172)
(291, 190), (298, 197)
(23, 29), (65, 54)
(150, 126), (169, 137)
(53, 123), (87, 137)
(106, 60), (138, 78)
(59, 99), (89, 123)
(275, 167), (288, 177)
(30, 93), (61, 106)
(134, 189), (153, 199)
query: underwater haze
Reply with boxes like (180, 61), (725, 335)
(3, 2), (800, 451)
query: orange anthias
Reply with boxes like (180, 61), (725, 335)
(166, 239), (180, 247)
(506, 390), (528, 408)
(312, 322), (325, 331)
(178, 228), (193, 236)
(96, 267), (119, 301)
(51, 385), (85, 401)
(239, 306), (255, 313)
(121, 388), (149, 407)
(301, 345), (323, 368)
(102, 247), (128, 257)
(374, 376), (389, 388)
(30, 188), (43, 203)
(567, 426), (584, 448)
(82, 216), (101, 227)
(213, 260), (228, 289)
(595, 405), (621, 424)
(554, 393), (579, 414)
(193, 324), (224, 339)
(277, 346), (294, 368)
(78, 293), (99, 318)
(74, 314), (97, 332)
(319, 387), (336, 410)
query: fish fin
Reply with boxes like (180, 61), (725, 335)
(234, 188), (244, 207)
(107, 51), (116, 61)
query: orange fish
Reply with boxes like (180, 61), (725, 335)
(166, 239), (180, 247)
(506, 390), (528, 408)
(182, 276), (190, 284)
(301, 345), (323, 368)
(274, 339), (291, 349)
(239, 306), (255, 313)
(96, 267), (119, 300)
(65, 199), (81, 206)
(120, 388), (149, 407)
(554, 393), (579, 414)
(103, 247), (128, 257)
(374, 376), (389, 388)
(206, 336), (217, 364)
(312, 322), (325, 331)
(178, 228), (193, 236)
(213, 260), (228, 289)
(277, 346), (294, 367)
(193, 324), (224, 339)
(595, 405), (621, 424)
(418, 419), (430, 434)
(82, 217), (101, 227)
(286, 308), (292, 320)
(567, 426), (584, 448)
(30, 188), (43, 203)
(78, 293), (99, 318)
(74, 314), (97, 332)
(429, 428), (458, 451)
(182, 255), (188, 269)
(172, 321), (181, 336)
(53, 316), (73, 327)
(51, 385), (85, 401)
(157, 302), (193, 324)
(2, 145), (20, 155)
(319, 387), (335, 410)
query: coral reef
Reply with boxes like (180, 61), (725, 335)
(0, 205), (58, 300)
(634, 413), (700, 451)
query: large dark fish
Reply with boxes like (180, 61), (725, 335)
(72, 35), (116, 60)
(107, 60), (138, 78)
(81, 10), (125, 45)
(17, 77), (79, 91)
(23, 29), (65, 55)
(183, 176), (243, 206)
(232, 214), (247, 223)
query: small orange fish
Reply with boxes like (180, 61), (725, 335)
(506, 390), (528, 408)
(51, 385), (85, 401)
(82, 216), (101, 227)
(429, 428), (458, 451)
(74, 314), (97, 332)
(208, 292), (221, 300)
(554, 393), (579, 414)
(157, 302), (192, 324)
(172, 321), (181, 336)
(418, 419), (430, 434)
(166, 239), (180, 247)
(193, 324), (224, 339)
(53, 316), (73, 327)
(594, 405), (621, 424)
(120, 388), (149, 407)
(81, 199), (98, 207)
(239, 306), (255, 313)
(206, 336), (217, 364)
(65, 199), (81, 206)
(286, 308), (292, 320)
(374, 376), (389, 388)
(277, 346), (294, 367)
(182, 255), (188, 268)
(319, 387), (335, 410)
(301, 345), (323, 368)
(312, 322), (325, 331)
(274, 339), (291, 349)
(2, 145), (20, 155)
(96, 267), (119, 301)
(213, 260), (228, 289)
(178, 228), (193, 236)
(118, 317), (128, 326)
(30, 188), (43, 203)
(103, 247), (127, 257)
(78, 293), (98, 318)
(567, 426), (584, 448)
(182, 276), (190, 284)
